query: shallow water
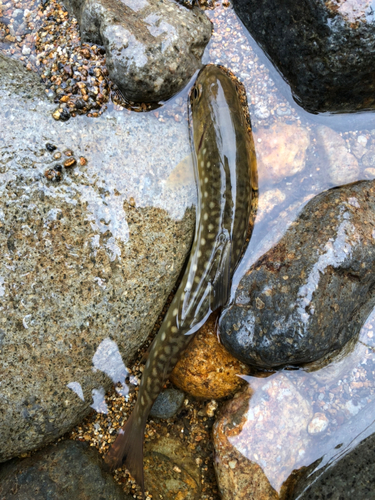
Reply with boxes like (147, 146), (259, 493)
(2, 0), (375, 497)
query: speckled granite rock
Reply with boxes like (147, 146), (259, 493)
(63, 0), (211, 103)
(0, 440), (131, 500)
(232, 0), (375, 113)
(220, 180), (375, 368)
(144, 436), (201, 499)
(0, 55), (195, 461)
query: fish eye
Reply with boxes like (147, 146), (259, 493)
(193, 83), (202, 101)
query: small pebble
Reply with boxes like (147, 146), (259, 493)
(54, 152), (62, 160)
(79, 156), (87, 166)
(149, 388), (185, 419)
(46, 143), (56, 152)
(307, 412), (329, 435)
(64, 157), (77, 168)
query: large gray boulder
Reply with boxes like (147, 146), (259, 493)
(63, 0), (212, 102)
(232, 0), (375, 113)
(220, 180), (375, 368)
(0, 54), (195, 461)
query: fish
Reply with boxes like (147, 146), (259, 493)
(103, 64), (256, 495)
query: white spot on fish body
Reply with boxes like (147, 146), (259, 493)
(203, 148), (206, 155)
(203, 213), (208, 221)
(204, 177), (208, 183)
(171, 326), (178, 333)
(201, 238), (206, 245)
(161, 331), (166, 341)
(207, 161), (211, 168)
(204, 191), (208, 198)
(194, 276), (200, 283)
(173, 308), (178, 316)
(209, 202), (215, 209)
(208, 224), (214, 231)
(197, 250), (202, 257)
(192, 264), (198, 271)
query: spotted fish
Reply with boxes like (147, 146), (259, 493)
(104, 65), (256, 494)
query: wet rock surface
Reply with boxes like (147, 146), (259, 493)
(170, 312), (250, 399)
(0, 440), (131, 499)
(63, 0), (212, 103)
(150, 387), (185, 419)
(0, 55), (195, 461)
(220, 180), (375, 368)
(232, 0), (375, 113)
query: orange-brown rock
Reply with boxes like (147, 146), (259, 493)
(170, 312), (250, 399)
(213, 373), (313, 500)
(255, 124), (310, 184)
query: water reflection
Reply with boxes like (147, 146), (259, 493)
(224, 305), (375, 495)
(92, 338), (130, 397)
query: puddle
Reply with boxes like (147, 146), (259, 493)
(2, 0), (375, 498)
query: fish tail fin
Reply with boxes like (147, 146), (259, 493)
(103, 411), (145, 497)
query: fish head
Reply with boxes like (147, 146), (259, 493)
(189, 65), (241, 154)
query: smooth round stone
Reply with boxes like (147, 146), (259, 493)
(150, 388), (185, 419)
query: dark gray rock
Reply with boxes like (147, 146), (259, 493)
(290, 434), (375, 499)
(0, 55), (195, 461)
(232, 0), (375, 113)
(150, 387), (185, 419)
(220, 180), (375, 368)
(0, 440), (131, 500)
(289, 400), (375, 500)
(63, 0), (211, 103)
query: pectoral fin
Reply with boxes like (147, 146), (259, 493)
(210, 231), (231, 311)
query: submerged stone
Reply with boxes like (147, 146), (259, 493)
(232, 0), (375, 113)
(316, 125), (359, 185)
(0, 55), (195, 461)
(144, 436), (201, 500)
(63, 0), (212, 103)
(220, 180), (375, 368)
(255, 123), (310, 183)
(0, 440), (130, 500)
(213, 321), (375, 500)
(150, 387), (185, 419)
